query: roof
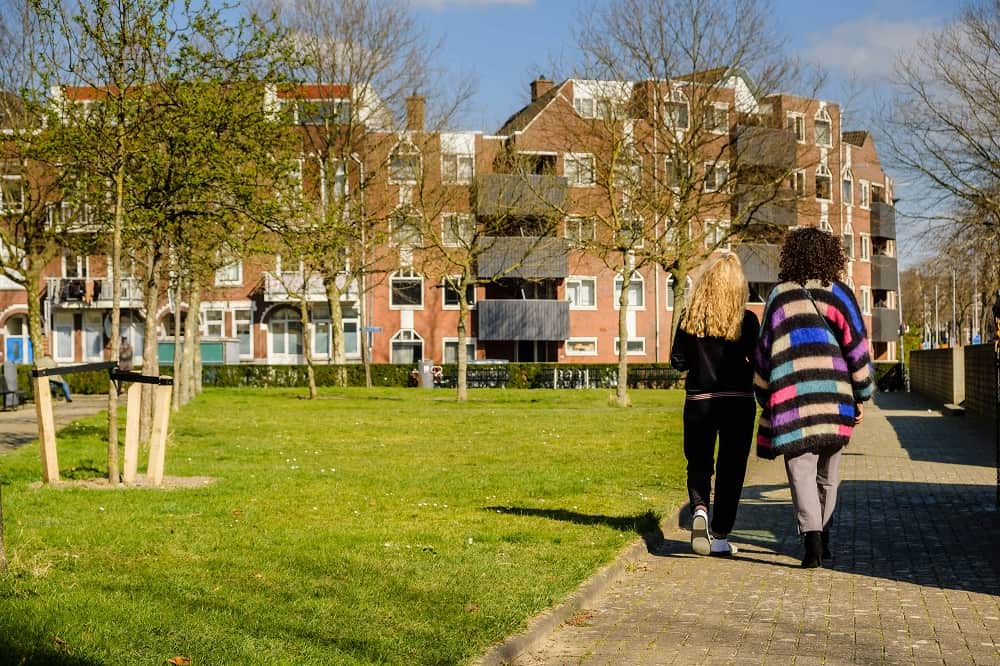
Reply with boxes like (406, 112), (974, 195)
(842, 130), (869, 147)
(496, 81), (563, 135)
(277, 84), (351, 100)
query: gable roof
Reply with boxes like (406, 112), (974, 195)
(496, 81), (564, 136)
(842, 130), (869, 147)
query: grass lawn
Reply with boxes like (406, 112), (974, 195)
(0, 387), (688, 665)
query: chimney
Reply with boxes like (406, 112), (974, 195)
(405, 93), (425, 132)
(530, 77), (554, 102)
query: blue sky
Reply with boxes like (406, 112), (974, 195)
(410, 0), (960, 132)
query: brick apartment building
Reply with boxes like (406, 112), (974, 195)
(0, 72), (900, 368)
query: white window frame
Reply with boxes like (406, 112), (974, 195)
(390, 212), (422, 247)
(703, 219), (731, 251)
(859, 233), (871, 262)
(786, 112), (805, 142)
(442, 337), (477, 364)
(842, 169), (853, 206)
(704, 161), (729, 192)
(842, 222), (854, 261)
(201, 307), (225, 338)
(441, 212), (474, 247)
(442, 278), (476, 310)
(815, 165), (832, 201)
(342, 308), (361, 359)
(441, 153), (474, 185)
(215, 259), (243, 287)
(859, 180), (870, 208)
(565, 337), (598, 356)
(62, 253), (89, 278)
(614, 272), (645, 310)
(614, 337), (646, 356)
(789, 169), (805, 196)
(814, 108), (833, 147)
(390, 329), (423, 364)
(665, 275), (692, 311)
(819, 213), (832, 233)
(565, 216), (596, 246)
(566, 276), (597, 310)
(860, 286), (872, 315)
(52, 311), (74, 362)
(0, 160), (24, 214)
(388, 143), (420, 184)
(233, 307), (253, 359)
(704, 102), (729, 134)
(389, 269), (424, 309)
(311, 304), (331, 359)
(564, 153), (596, 187)
(573, 96), (595, 118)
(665, 90), (689, 131)
(292, 98), (350, 125)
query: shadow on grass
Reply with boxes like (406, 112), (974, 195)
(484, 506), (664, 551)
(0, 635), (103, 665)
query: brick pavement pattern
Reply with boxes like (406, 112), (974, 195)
(512, 393), (1000, 665)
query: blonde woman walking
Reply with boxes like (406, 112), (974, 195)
(670, 253), (759, 556)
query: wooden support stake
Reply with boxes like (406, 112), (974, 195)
(33, 376), (59, 483)
(146, 382), (172, 487)
(122, 383), (142, 484)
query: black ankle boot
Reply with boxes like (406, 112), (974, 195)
(821, 530), (832, 560)
(801, 531), (823, 568)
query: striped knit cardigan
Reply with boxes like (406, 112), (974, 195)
(753, 279), (874, 459)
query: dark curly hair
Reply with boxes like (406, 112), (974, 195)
(778, 227), (847, 286)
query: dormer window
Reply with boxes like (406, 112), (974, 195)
(573, 96), (595, 118)
(293, 98), (350, 125)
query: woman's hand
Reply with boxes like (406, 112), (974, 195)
(854, 403), (864, 425)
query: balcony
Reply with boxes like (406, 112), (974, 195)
(263, 271), (359, 303)
(870, 202), (896, 239)
(477, 299), (569, 341)
(871, 254), (899, 291)
(475, 174), (568, 218)
(733, 126), (796, 170)
(734, 243), (781, 283)
(733, 189), (797, 227)
(870, 306), (900, 342)
(46, 277), (143, 308)
(477, 236), (569, 279)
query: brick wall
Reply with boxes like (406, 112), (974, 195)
(964, 344), (998, 424)
(909, 347), (964, 405)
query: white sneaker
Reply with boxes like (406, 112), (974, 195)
(691, 508), (710, 555)
(709, 537), (737, 557)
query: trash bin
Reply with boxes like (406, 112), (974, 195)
(418, 359), (435, 389)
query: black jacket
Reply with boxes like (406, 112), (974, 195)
(670, 310), (760, 393)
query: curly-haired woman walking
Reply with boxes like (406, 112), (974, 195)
(753, 228), (873, 568)
(670, 253), (759, 556)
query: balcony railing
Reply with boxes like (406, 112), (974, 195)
(733, 126), (796, 169)
(263, 271), (327, 302)
(870, 202), (896, 239)
(733, 190), (797, 227)
(870, 306), (900, 342)
(734, 243), (781, 283)
(475, 174), (568, 218)
(871, 254), (899, 291)
(46, 277), (143, 307)
(476, 236), (569, 279)
(476, 299), (569, 341)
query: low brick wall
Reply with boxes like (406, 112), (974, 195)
(964, 344), (998, 424)
(909, 347), (964, 405)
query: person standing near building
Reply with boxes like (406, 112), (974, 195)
(36, 354), (72, 403)
(119, 336), (134, 371)
(670, 253), (760, 557)
(753, 228), (873, 568)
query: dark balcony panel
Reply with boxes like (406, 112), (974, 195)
(734, 190), (797, 227)
(477, 236), (569, 279)
(871, 254), (899, 290)
(475, 174), (568, 218)
(870, 306), (900, 342)
(734, 125), (796, 169)
(870, 202), (896, 239)
(477, 299), (569, 341)
(735, 243), (781, 283)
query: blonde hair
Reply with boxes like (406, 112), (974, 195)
(680, 253), (748, 340)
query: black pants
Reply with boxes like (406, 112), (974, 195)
(683, 395), (756, 536)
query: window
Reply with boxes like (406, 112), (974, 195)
(819, 213), (832, 233)
(859, 181), (870, 208)
(786, 113), (805, 142)
(63, 253), (88, 278)
(441, 153), (474, 184)
(202, 308), (224, 338)
(233, 308), (253, 358)
(565, 216), (596, 245)
(443, 338), (476, 364)
(215, 260), (242, 287)
(442, 213), (474, 247)
(614, 272), (644, 309)
(564, 153), (595, 186)
(842, 223), (854, 260)
(860, 286), (871, 315)
(704, 103), (729, 133)
(860, 233), (871, 261)
(871, 184), (884, 203)
(664, 159), (687, 189)
(390, 269), (423, 308)
(390, 329), (423, 364)
(389, 143), (420, 184)
(614, 337), (646, 355)
(616, 213), (644, 248)
(789, 170), (805, 196)
(442, 278), (475, 309)
(704, 162), (729, 192)
(573, 96), (595, 118)
(343, 308), (360, 358)
(53, 312), (74, 361)
(703, 219), (730, 250)
(815, 165), (832, 200)
(565, 338), (598, 356)
(842, 170), (853, 205)
(665, 90), (689, 130)
(294, 98), (350, 125)
(814, 109), (832, 146)
(391, 212), (422, 246)
(0, 160), (23, 214)
(566, 276), (596, 309)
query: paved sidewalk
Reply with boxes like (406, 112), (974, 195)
(0, 395), (106, 453)
(512, 392), (1000, 665)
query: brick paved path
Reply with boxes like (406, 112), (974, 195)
(513, 393), (1000, 665)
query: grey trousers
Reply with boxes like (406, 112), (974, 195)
(783, 446), (843, 533)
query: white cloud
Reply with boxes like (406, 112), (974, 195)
(410, 0), (534, 9)
(802, 17), (937, 80)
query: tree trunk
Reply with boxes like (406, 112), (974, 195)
(23, 266), (45, 363)
(324, 277), (346, 386)
(616, 267), (631, 407)
(298, 298), (317, 399)
(106, 161), (126, 484)
(172, 280), (183, 411)
(139, 248), (161, 442)
(456, 287), (469, 402)
(180, 282), (200, 406)
(192, 278), (203, 396)
(358, 276), (372, 389)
